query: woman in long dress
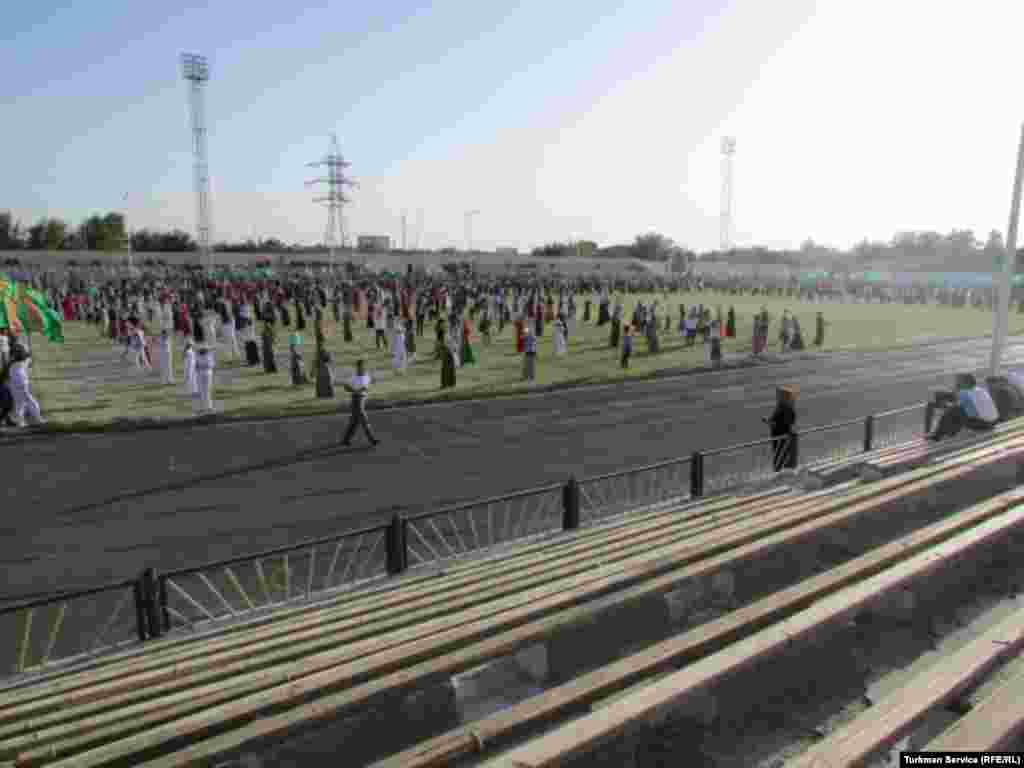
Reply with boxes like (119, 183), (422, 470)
(461, 316), (477, 366)
(553, 317), (567, 356)
(440, 340), (457, 389)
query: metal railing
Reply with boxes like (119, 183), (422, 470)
(152, 522), (390, 638)
(3, 399), (933, 681)
(579, 456), (693, 525)
(0, 578), (142, 681)
(403, 484), (565, 571)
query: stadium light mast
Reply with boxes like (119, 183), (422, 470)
(464, 210), (480, 254)
(991, 122), (1024, 376)
(306, 134), (356, 270)
(181, 53), (213, 271)
(720, 136), (736, 252)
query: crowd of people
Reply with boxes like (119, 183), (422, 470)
(0, 261), (1018, 434)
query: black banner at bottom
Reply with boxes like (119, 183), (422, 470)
(901, 754), (1023, 766)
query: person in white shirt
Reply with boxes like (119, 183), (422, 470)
(342, 359), (379, 446)
(553, 317), (567, 356)
(159, 330), (174, 384)
(392, 325), (407, 372)
(194, 346), (215, 412)
(8, 348), (44, 426)
(182, 340), (197, 396)
(129, 326), (150, 370)
(221, 308), (240, 360)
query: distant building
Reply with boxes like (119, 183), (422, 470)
(496, 247), (518, 256)
(357, 235), (391, 252)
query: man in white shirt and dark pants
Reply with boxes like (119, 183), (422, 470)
(342, 359), (379, 446)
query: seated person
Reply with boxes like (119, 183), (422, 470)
(929, 373), (999, 441)
(985, 375), (1024, 421)
(1007, 369), (1024, 401)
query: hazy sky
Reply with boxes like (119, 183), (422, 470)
(4, 0), (1024, 252)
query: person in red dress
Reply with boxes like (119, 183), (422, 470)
(515, 316), (525, 353)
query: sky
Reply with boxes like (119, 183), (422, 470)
(3, 0), (1024, 253)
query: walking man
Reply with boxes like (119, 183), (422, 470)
(342, 359), (379, 446)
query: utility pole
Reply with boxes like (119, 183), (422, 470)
(720, 137), (736, 252)
(991, 122), (1024, 376)
(181, 53), (213, 271)
(401, 210), (408, 250)
(123, 192), (132, 270)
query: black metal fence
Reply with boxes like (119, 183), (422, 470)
(2, 399), (931, 682)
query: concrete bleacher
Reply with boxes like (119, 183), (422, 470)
(2, 421), (1023, 767)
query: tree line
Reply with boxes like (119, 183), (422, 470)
(2, 210), (1021, 270)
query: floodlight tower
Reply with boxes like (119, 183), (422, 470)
(181, 53), (213, 270)
(720, 136), (736, 252)
(306, 134), (357, 267)
(465, 209), (480, 254)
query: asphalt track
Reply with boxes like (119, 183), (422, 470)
(5, 336), (1024, 602)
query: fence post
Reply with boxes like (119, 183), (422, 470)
(925, 403), (936, 436)
(133, 579), (149, 643)
(386, 515), (407, 576)
(690, 452), (704, 498)
(141, 568), (162, 640)
(863, 414), (875, 453)
(159, 577), (170, 637)
(562, 476), (581, 531)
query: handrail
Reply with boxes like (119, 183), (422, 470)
(581, 454), (692, 485)
(161, 521), (391, 579)
(0, 577), (138, 616)
(874, 402), (927, 418)
(404, 482), (564, 523)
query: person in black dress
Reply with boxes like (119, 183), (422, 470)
(764, 387), (797, 471)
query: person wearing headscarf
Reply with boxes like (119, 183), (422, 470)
(461, 315), (477, 366)
(159, 330), (174, 384)
(620, 324), (633, 369)
(764, 386), (798, 471)
(553, 316), (567, 356)
(194, 345), (216, 412)
(392, 323), (408, 373)
(261, 321), (278, 374)
(440, 339), (457, 389)
(814, 312), (828, 346)
(523, 326), (538, 382)
(182, 338), (197, 395)
(316, 350), (336, 398)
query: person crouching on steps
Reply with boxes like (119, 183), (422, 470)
(342, 359), (379, 446)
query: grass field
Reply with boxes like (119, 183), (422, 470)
(19, 290), (1024, 431)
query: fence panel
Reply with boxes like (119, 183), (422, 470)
(579, 458), (691, 525)
(702, 437), (783, 494)
(159, 525), (389, 634)
(799, 418), (867, 471)
(404, 485), (564, 570)
(0, 580), (141, 682)
(873, 403), (928, 448)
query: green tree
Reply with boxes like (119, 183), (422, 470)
(44, 218), (68, 250)
(27, 219), (47, 249)
(631, 232), (675, 262)
(0, 212), (23, 249)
